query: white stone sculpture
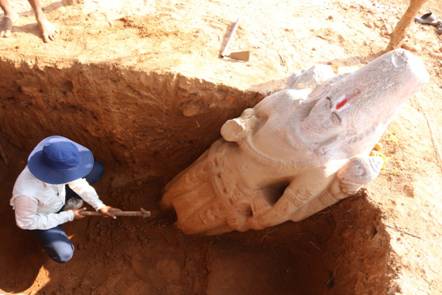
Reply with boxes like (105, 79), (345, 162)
(162, 49), (429, 235)
(287, 64), (336, 90)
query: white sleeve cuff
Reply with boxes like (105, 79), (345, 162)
(61, 210), (75, 222)
(67, 179), (106, 211)
(95, 202), (106, 211)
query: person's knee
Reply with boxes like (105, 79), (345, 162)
(85, 160), (104, 184)
(50, 244), (74, 263)
(94, 160), (104, 176)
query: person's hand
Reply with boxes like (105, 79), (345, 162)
(72, 207), (87, 220)
(99, 205), (122, 219)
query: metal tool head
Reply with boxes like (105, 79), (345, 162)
(226, 51), (250, 61)
(140, 208), (152, 218)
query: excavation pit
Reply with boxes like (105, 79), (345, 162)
(1, 0), (442, 293)
(0, 60), (392, 295)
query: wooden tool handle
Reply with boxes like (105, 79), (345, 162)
(220, 17), (241, 57)
(81, 208), (151, 218)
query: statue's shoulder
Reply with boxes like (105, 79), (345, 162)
(269, 88), (310, 101)
(256, 88), (310, 113)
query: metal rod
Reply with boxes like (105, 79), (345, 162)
(81, 208), (151, 218)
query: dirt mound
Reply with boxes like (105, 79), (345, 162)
(1, 0), (441, 294)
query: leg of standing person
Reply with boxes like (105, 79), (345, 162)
(27, 0), (56, 42)
(0, 0), (17, 37)
(0, 0), (56, 41)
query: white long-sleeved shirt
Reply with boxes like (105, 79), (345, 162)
(10, 167), (106, 230)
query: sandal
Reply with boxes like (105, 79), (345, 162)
(415, 12), (440, 26)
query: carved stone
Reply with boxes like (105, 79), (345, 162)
(162, 49), (429, 235)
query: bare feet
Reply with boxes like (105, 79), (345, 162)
(0, 15), (14, 38)
(36, 15), (57, 42)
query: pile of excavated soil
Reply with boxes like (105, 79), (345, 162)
(0, 0), (441, 294)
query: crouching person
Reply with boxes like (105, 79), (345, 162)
(10, 135), (121, 263)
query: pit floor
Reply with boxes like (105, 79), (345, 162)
(0, 0), (442, 294)
(0, 180), (333, 295)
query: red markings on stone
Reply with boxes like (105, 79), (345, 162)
(336, 98), (348, 110)
(335, 89), (361, 111)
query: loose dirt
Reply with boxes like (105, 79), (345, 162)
(0, 0), (441, 294)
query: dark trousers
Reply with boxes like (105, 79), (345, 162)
(33, 161), (104, 263)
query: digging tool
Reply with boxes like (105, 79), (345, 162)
(81, 208), (151, 218)
(219, 17), (250, 61)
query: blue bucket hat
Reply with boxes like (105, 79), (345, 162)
(27, 135), (94, 184)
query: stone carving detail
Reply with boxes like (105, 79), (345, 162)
(162, 49), (429, 235)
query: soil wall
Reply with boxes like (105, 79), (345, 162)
(0, 58), (262, 187)
(0, 59), (394, 295)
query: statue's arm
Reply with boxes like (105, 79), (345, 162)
(220, 107), (258, 142)
(220, 89), (309, 143)
(248, 168), (331, 230)
(335, 155), (383, 195)
(289, 155), (384, 222)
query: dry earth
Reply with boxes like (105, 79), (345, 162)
(0, 0), (441, 294)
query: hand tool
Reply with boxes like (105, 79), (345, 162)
(219, 17), (250, 61)
(81, 208), (151, 218)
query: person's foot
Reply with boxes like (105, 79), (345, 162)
(36, 15), (57, 42)
(0, 14), (16, 38)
